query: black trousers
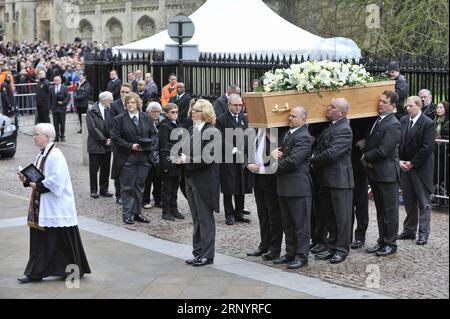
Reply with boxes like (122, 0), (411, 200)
(186, 175), (216, 260)
(401, 171), (432, 239)
(53, 112), (66, 139)
(35, 106), (50, 124)
(254, 185), (283, 256)
(319, 187), (353, 255)
(369, 179), (399, 247)
(223, 194), (244, 218)
(161, 176), (180, 214)
(89, 152), (111, 194)
(352, 172), (369, 242)
(114, 178), (121, 198)
(143, 166), (161, 205)
(279, 196), (311, 261)
(120, 152), (151, 219)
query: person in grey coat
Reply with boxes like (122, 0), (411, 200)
(86, 91), (114, 198)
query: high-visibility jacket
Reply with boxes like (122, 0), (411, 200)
(160, 83), (178, 106)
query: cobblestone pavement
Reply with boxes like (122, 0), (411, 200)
(0, 114), (448, 299)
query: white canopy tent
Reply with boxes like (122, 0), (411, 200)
(114, 0), (361, 60)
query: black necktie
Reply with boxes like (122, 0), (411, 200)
(370, 117), (382, 135)
(132, 116), (139, 127)
(283, 130), (292, 143)
(234, 115), (239, 123)
(407, 119), (414, 135)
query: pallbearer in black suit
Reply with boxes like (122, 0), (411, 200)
(270, 106), (312, 269)
(86, 91), (114, 199)
(177, 99), (220, 267)
(215, 94), (252, 225)
(246, 128), (283, 259)
(111, 93), (158, 225)
(398, 96), (436, 245)
(159, 103), (184, 221)
(312, 98), (354, 264)
(362, 91), (402, 257)
(110, 83), (132, 205)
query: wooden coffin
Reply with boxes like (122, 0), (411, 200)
(243, 81), (395, 128)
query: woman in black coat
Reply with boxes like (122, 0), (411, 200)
(434, 101), (449, 196)
(177, 99), (220, 267)
(74, 73), (91, 133)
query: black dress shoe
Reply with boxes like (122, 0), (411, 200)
(17, 276), (42, 284)
(287, 259), (308, 269)
(77, 130), (82, 134)
(60, 138), (66, 142)
(366, 244), (384, 254)
(246, 248), (269, 257)
(273, 255), (293, 264)
(172, 211), (185, 219)
(134, 214), (150, 223)
(185, 257), (200, 265)
(54, 138), (60, 142)
(416, 237), (428, 245)
(193, 257), (214, 267)
(241, 209), (251, 215)
(351, 240), (365, 249)
(262, 252), (279, 261)
(123, 217), (134, 225)
(397, 232), (416, 240)
(116, 197), (123, 205)
(90, 193), (99, 199)
(100, 192), (114, 197)
(234, 215), (251, 223)
(376, 245), (397, 257)
(330, 253), (347, 264)
(310, 243), (327, 254)
(162, 212), (175, 221)
(315, 250), (335, 260)
(225, 216), (234, 225)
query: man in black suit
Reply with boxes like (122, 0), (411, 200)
(214, 85), (240, 117)
(49, 76), (70, 142)
(312, 98), (354, 264)
(270, 106), (312, 269)
(86, 91), (114, 198)
(245, 128), (283, 259)
(106, 70), (122, 101)
(111, 92), (158, 225)
(398, 96), (436, 245)
(362, 90), (402, 257)
(418, 89), (436, 120)
(110, 83), (132, 204)
(169, 82), (192, 124)
(215, 94), (252, 225)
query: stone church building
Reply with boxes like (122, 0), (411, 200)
(0, 0), (207, 45)
(0, 0), (294, 46)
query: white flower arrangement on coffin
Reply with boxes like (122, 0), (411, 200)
(262, 60), (374, 94)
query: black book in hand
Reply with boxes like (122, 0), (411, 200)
(21, 164), (45, 183)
